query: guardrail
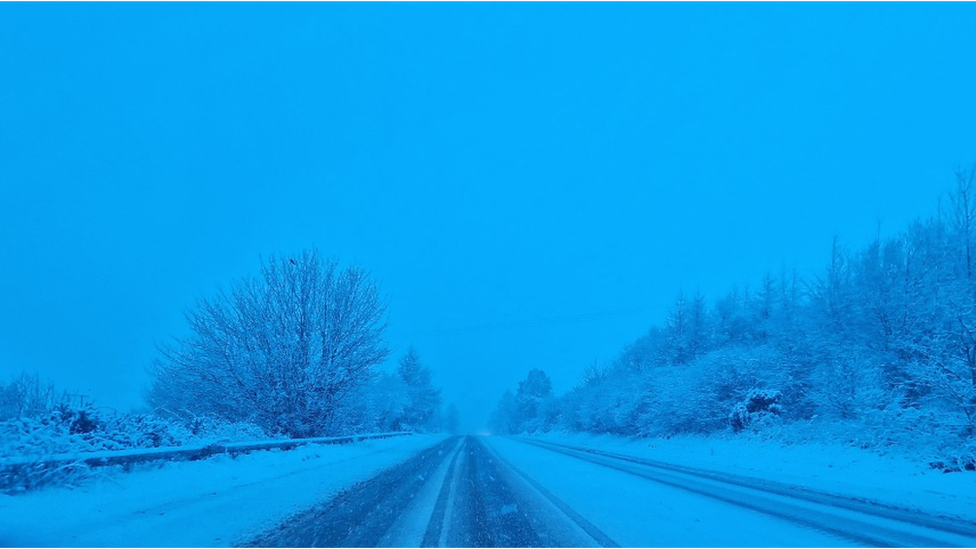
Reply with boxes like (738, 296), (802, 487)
(0, 431), (412, 491)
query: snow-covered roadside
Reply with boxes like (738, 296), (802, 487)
(522, 432), (976, 523)
(0, 434), (447, 547)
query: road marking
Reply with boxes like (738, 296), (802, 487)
(379, 437), (464, 547)
(437, 438), (464, 548)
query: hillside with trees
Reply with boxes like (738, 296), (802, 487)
(491, 168), (976, 472)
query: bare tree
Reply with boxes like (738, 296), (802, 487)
(0, 372), (61, 420)
(951, 166), (976, 279)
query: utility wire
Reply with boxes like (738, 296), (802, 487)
(399, 305), (658, 338)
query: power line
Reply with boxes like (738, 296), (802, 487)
(399, 305), (659, 338)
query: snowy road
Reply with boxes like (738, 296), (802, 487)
(5, 434), (976, 547)
(244, 436), (609, 547)
(496, 437), (976, 547)
(243, 435), (976, 547)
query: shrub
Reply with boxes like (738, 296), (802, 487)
(729, 389), (783, 434)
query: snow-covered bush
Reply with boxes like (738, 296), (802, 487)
(930, 439), (976, 473)
(637, 367), (708, 437)
(0, 394), (278, 493)
(0, 405), (275, 462)
(183, 415), (270, 443)
(729, 389), (783, 434)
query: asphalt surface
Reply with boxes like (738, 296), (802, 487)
(244, 436), (610, 548)
(243, 436), (976, 548)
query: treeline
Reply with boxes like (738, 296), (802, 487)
(0, 344), (447, 465)
(491, 168), (976, 469)
(3, 249), (455, 468)
(0, 323), (451, 492)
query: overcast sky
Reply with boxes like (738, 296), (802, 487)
(2, 3), (976, 431)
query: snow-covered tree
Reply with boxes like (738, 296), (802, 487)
(147, 250), (391, 437)
(511, 369), (554, 433)
(443, 403), (461, 434)
(396, 347), (442, 432)
(488, 390), (516, 434)
(331, 371), (409, 434)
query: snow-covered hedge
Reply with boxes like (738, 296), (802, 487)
(0, 404), (274, 493)
(0, 406), (271, 461)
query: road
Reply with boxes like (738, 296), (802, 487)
(242, 435), (976, 548)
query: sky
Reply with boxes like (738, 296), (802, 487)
(2, 3), (976, 432)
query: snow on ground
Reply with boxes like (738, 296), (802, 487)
(0, 434), (447, 548)
(521, 432), (976, 523)
(484, 436), (854, 547)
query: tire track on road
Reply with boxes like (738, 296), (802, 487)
(246, 433), (618, 547)
(243, 436), (460, 547)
